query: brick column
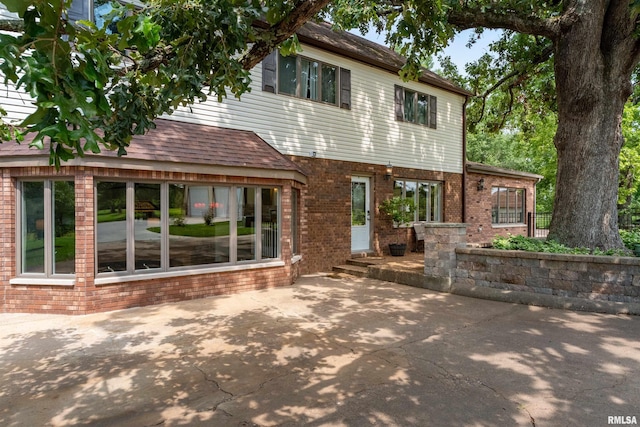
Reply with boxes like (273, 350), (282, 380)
(421, 223), (467, 291)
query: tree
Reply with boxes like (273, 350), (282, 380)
(328, 0), (640, 250)
(3, 0), (640, 251)
(0, 0), (331, 166)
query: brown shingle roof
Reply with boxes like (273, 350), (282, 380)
(297, 21), (472, 97)
(0, 119), (306, 175)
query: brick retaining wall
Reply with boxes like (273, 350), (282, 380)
(418, 223), (640, 314)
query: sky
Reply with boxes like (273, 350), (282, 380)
(353, 28), (502, 74)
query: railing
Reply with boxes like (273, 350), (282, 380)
(529, 210), (640, 238)
(528, 212), (552, 238)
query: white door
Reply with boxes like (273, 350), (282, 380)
(351, 176), (371, 252)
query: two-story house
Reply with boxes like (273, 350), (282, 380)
(0, 6), (471, 313)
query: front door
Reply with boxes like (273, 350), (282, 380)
(351, 176), (371, 252)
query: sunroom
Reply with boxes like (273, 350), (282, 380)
(0, 120), (306, 314)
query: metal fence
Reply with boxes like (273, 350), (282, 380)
(528, 210), (640, 238)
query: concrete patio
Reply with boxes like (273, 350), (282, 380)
(1, 273), (638, 426)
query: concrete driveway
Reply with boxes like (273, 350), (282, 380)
(1, 274), (638, 426)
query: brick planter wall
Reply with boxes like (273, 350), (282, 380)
(417, 223), (640, 313)
(455, 248), (640, 304)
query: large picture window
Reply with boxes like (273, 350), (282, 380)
(263, 51), (351, 109)
(19, 180), (75, 276)
(96, 181), (280, 276)
(393, 180), (442, 223)
(492, 187), (525, 224)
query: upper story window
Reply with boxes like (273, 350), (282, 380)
(394, 85), (437, 129)
(492, 187), (525, 225)
(394, 180), (442, 223)
(262, 51), (351, 110)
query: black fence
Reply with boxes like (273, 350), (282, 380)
(528, 210), (640, 238)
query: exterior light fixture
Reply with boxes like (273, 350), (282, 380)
(385, 162), (393, 180)
(477, 178), (485, 191)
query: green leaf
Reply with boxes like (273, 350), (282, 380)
(3, 0), (31, 15)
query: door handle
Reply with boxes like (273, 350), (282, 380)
(367, 210), (371, 221)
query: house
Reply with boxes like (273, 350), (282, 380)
(0, 5), (476, 314)
(465, 162), (543, 246)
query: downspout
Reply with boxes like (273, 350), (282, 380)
(461, 96), (468, 223)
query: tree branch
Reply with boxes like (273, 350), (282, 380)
(448, 8), (560, 40)
(240, 0), (333, 70)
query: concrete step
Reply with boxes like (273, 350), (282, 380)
(332, 264), (369, 278)
(346, 258), (379, 268)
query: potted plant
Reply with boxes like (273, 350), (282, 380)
(379, 196), (416, 256)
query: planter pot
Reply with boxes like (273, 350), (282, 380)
(389, 243), (407, 257)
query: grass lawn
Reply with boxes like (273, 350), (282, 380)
(148, 221), (255, 237)
(24, 233), (75, 267)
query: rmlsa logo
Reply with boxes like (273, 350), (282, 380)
(608, 416), (638, 425)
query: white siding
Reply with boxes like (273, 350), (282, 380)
(170, 44), (465, 174)
(0, 39), (465, 174)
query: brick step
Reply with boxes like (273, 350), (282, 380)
(332, 264), (369, 278)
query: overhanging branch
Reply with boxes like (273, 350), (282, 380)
(240, 0), (333, 70)
(448, 9), (560, 40)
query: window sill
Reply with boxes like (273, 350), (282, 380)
(10, 277), (76, 287)
(95, 260), (286, 286)
(292, 255), (302, 264)
(492, 223), (527, 228)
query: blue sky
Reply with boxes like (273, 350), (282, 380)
(353, 28), (501, 73)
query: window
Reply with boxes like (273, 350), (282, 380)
(492, 187), (525, 224)
(19, 180), (75, 276)
(96, 181), (280, 275)
(393, 180), (442, 222)
(291, 189), (300, 256)
(263, 51), (351, 109)
(394, 85), (437, 129)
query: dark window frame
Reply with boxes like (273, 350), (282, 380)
(394, 85), (437, 129)
(262, 51), (351, 110)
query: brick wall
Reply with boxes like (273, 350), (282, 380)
(289, 156), (463, 273)
(1, 166), (296, 314)
(465, 170), (537, 246)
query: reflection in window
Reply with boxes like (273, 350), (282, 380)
(492, 187), (525, 224)
(20, 180), (75, 276)
(22, 182), (45, 274)
(275, 53), (340, 106)
(393, 180), (442, 223)
(169, 184), (230, 267)
(96, 182), (127, 273)
(321, 65), (337, 103)
(301, 58), (319, 100)
(278, 55), (297, 96)
(261, 188), (279, 259)
(135, 183), (161, 270)
(95, 181), (279, 275)
(238, 187), (256, 261)
(404, 90), (416, 123)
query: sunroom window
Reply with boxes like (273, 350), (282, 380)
(96, 181), (280, 276)
(19, 180), (76, 276)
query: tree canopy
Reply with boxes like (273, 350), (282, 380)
(2, 0), (640, 250)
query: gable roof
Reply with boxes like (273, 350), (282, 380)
(296, 21), (472, 97)
(0, 119), (307, 181)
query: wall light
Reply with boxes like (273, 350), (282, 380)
(477, 178), (485, 191)
(385, 162), (393, 180)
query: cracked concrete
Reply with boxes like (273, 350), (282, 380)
(0, 274), (638, 426)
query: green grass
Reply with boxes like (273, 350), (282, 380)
(97, 210), (126, 223)
(147, 221), (255, 237)
(23, 233), (75, 268)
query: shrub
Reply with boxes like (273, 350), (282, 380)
(203, 208), (215, 226)
(492, 234), (633, 257)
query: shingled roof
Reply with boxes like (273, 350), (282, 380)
(297, 21), (472, 97)
(0, 119), (306, 178)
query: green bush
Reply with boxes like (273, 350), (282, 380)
(492, 234), (633, 257)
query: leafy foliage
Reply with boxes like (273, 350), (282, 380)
(492, 235), (633, 257)
(0, 0), (327, 166)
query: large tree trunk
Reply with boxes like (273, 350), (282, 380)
(547, 4), (634, 249)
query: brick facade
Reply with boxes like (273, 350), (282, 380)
(465, 164), (541, 246)
(290, 156), (463, 274)
(0, 166), (298, 314)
